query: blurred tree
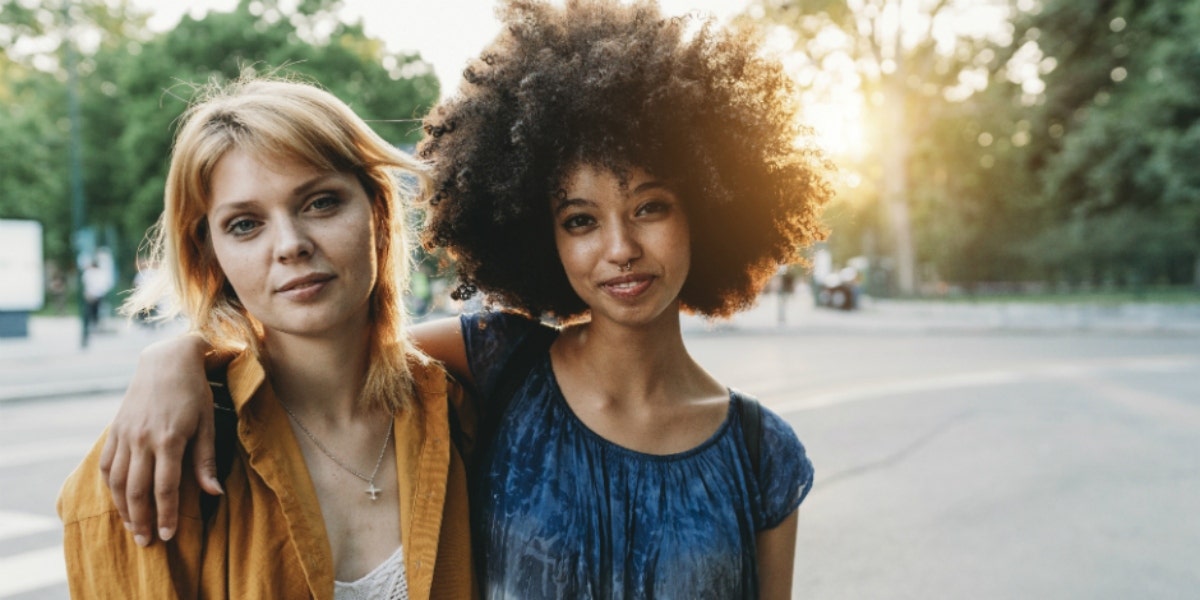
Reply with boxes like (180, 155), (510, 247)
(0, 54), (71, 264)
(0, 0), (145, 268)
(1022, 0), (1200, 287)
(106, 0), (438, 260)
(0, 0), (438, 288)
(746, 0), (1018, 295)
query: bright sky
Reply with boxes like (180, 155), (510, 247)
(139, 0), (745, 97)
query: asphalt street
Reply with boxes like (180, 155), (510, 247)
(1, 299), (1198, 599)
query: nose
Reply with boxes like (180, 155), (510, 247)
(604, 220), (642, 268)
(273, 217), (314, 263)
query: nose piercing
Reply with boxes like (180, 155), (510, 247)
(619, 261), (632, 272)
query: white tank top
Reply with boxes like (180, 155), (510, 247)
(334, 545), (409, 600)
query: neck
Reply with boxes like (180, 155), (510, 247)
(263, 322), (372, 421)
(559, 304), (713, 405)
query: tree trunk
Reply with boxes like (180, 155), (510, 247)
(882, 79), (916, 296)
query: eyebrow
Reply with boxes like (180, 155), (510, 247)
(553, 197), (598, 215)
(631, 180), (673, 195)
(553, 179), (674, 215)
(211, 173), (345, 215)
(291, 172), (344, 197)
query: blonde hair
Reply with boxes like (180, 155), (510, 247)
(125, 75), (429, 412)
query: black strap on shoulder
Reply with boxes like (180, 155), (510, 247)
(201, 367), (238, 523)
(473, 323), (558, 461)
(492, 325), (558, 409)
(738, 394), (763, 476)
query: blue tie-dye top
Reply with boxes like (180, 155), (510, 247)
(460, 311), (814, 599)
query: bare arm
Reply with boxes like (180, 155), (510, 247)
(99, 334), (216, 545)
(410, 316), (473, 387)
(106, 316), (473, 547)
(757, 509), (800, 600)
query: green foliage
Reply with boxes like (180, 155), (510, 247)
(0, 56), (71, 263)
(753, 0), (1200, 291)
(1021, 0), (1200, 286)
(0, 0), (438, 286)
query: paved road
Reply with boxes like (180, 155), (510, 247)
(1, 305), (1198, 598)
(686, 330), (1200, 599)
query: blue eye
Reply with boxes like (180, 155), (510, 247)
(309, 195), (341, 211)
(225, 218), (259, 236)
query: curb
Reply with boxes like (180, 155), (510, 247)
(0, 376), (130, 404)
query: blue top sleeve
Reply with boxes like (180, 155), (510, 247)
(459, 310), (541, 400)
(756, 407), (815, 530)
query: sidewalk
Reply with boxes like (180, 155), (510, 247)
(0, 316), (186, 404)
(3, 297), (1197, 403)
(683, 294), (1200, 336)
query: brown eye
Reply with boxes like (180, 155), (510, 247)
(562, 214), (596, 230)
(636, 201), (670, 216)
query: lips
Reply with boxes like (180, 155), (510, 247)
(276, 273), (335, 300)
(599, 273), (654, 299)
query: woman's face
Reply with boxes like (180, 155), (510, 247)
(553, 164), (691, 327)
(206, 149), (378, 340)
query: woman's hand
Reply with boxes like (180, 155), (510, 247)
(98, 334), (217, 547)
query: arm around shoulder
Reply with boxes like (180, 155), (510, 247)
(410, 316), (472, 387)
(99, 331), (223, 548)
(61, 433), (206, 598)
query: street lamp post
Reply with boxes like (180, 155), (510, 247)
(63, 0), (88, 348)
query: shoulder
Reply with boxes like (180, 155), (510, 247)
(733, 390), (808, 458)
(57, 433), (118, 525)
(58, 431), (207, 526)
(458, 310), (553, 397)
(732, 391), (815, 530)
(459, 310), (544, 345)
(407, 354), (464, 408)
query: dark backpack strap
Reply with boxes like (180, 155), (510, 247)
(201, 367), (238, 523)
(472, 323), (558, 462)
(738, 394), (763, 476)
(492, 325), (558, 409)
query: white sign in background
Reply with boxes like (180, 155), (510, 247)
(0, 219), (45, 311)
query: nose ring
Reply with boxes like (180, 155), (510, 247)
(619, 261), (632, 272)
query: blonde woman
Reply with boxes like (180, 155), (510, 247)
(57, 77), (475, 599)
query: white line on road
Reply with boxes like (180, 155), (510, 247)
(772, 355), (1200, 414)
(0, 439), (96, 469)
(0, 510), (58, 543)
(0, 376), (130, 404)
(0, 546), (65, 598)
(774, 370), (1027, 413)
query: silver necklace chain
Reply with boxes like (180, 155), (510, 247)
(278, 399), (393, 500)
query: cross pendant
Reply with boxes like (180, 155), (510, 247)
(366, 482), (381, 501)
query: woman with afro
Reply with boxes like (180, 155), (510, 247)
(102, 1), (833, 597)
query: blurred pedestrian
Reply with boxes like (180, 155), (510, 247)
(81, 257), (112, 334)
(777, 265), (797, 324)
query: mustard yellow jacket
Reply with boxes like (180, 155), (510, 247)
(58, 352), (476, 600)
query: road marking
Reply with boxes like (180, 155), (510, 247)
(0, 510), (58, 543)
(0, 375), (130, 404)
(774, 370), (1027, 413)
(0, 546), (65, 598)
(0, 438), (95, 469)
(772, 355), (1200, 414)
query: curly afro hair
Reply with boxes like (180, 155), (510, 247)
(418, 0), (832, 320)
